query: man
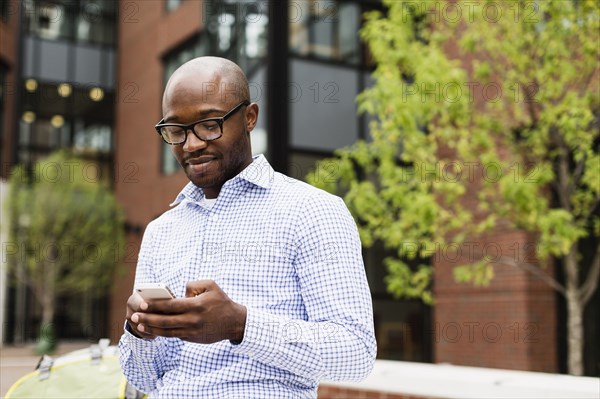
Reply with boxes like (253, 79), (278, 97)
(119, 57), (376, 399)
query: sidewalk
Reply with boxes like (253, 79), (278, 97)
(0, 341), (89, 398)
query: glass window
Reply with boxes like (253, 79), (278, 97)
(289, 59), (359, 152)
(73, 120), (112, 154)
(338, 3), (360, 63)
(289, 1), (361, 65)
(310, 14), (334, 59)
(77, 0), (116, 46)
(365, 242), (432, 362)
(244, 12), (268, 59)
(161, 143), (180, 175)
(163, 37), (208, 86)
(203, 1), (269, 71)
(216, 12), (235, 53)
(30, 118), (57, 148)
(23, 0), (116, 46)
(161, 37), (208, 175)
(166, 0), (185, 12)
(22, 82), (115, 125)
(19, 120), (32, 147)
(0, 66), (5, 166)
(24, 0), (73, 41)
(18, 115), (112, 168)
(1, 0), (10, 22)
(159, 1), (270, 174)
(289, 4), (310, 57)
(20, 116), (70, 151)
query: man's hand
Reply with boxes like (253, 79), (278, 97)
(130, 280), (247, 344)
(126, 292), (159, 340)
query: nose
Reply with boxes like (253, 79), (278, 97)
(182, 129), (208, 152)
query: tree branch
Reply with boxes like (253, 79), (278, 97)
(589, 196), (600, 218)
(523, 79), (541, 126)
(580, 242), (600, 306)
(552, 126), (573, 212)
(578, 69), (597, 99)
(495, 255), (567, 296)
(569, 155), (586, 199)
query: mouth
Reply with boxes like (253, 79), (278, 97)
(186, 155), (217, 165)
(185, 155), (218, 174)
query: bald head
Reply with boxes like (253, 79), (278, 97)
(160, 57), (258, 197)
(163, 57), (250, 111)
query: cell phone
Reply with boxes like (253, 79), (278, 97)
(135, 283), (176, 300)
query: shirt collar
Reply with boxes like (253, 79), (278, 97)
(235, 154), (274, 189)
(169, 154), (273, 207)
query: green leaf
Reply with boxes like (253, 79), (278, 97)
(304, 0), (599, 308)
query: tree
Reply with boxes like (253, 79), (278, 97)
(5, 150), (125, 352)
(307, 0), (599, 375)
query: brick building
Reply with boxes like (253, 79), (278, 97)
(1, 0), (598, 387)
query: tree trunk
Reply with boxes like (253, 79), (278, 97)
(41, 287), (55, 327)
(33, 259), (58, 355)
(40, 259), (56, 336)
(564, 247), (584, 376)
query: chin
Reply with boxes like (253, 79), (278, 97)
(187, 173), (223, 190)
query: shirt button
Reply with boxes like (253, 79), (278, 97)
(178, 374), (186, 381)
(209, 214), (219, 222)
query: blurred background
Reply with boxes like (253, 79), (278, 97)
(0, 1), (598, 397)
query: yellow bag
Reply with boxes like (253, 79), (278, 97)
(5, 339), (146, 399)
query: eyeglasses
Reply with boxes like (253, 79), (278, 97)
(154, 100), (250, 145)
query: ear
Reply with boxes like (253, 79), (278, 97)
(245, 103), (259, 133)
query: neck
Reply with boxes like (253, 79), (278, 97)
(202, 155), (254, 199)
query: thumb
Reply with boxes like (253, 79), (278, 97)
(185, 279), (214, 298)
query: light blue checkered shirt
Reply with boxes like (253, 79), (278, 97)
(119, 155), (376, 399)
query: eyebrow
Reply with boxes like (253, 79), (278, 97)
(163, 108), (226, 123)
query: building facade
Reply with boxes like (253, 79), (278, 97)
(1, 0), (598, 378)
(1, 0), (118, 343)
(110, 0), (432, 365)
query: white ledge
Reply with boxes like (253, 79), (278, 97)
(322, 360), (600, 399)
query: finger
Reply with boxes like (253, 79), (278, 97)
(132, 324), (156, 340)
(127, 292), (147, 312)
(134, 311), (196, 330)
(138, 324), (186, 338)
(137, 318), (207, 339)
(145, 297), (205, 314)
(185, 280), (215, 298)
(139, 322), (218, 341)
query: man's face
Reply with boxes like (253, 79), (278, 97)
(162, 71), (257, 198)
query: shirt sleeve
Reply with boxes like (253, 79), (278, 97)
(230, 195), (377, 382)
(118, 220), (184, 393)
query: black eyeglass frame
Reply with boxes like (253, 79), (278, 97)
(154, 100), (250, 145)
